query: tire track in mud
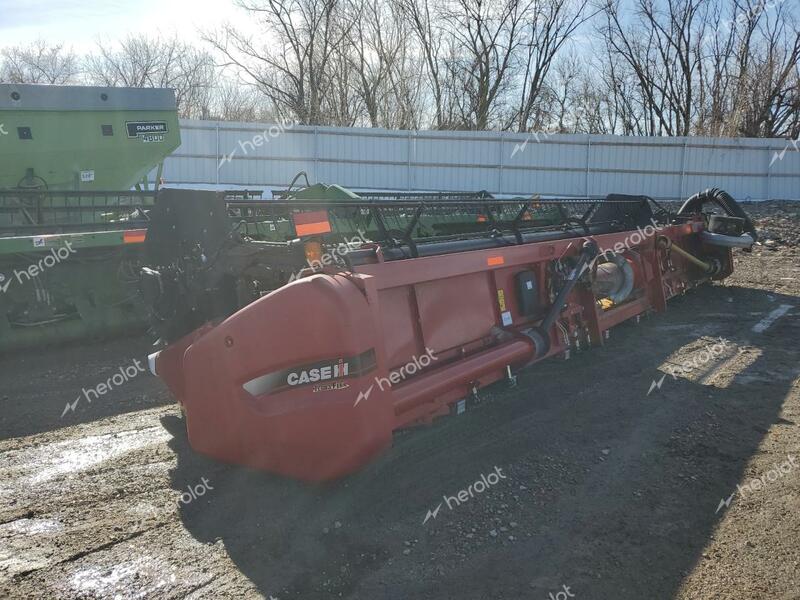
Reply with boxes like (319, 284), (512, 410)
(0, 408), (180, 591)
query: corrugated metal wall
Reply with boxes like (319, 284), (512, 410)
(162, 119), (800, 200)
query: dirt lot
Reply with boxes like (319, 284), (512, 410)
(1, 203), (798, 600)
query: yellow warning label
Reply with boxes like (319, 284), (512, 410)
(497, 289), (507, 312)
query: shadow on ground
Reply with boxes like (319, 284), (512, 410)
(0, 334), (171, 440)
(163, 283), (797, 599)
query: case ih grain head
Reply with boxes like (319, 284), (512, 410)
(144, 186), (755, 481)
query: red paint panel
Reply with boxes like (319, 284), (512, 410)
(171, 274), (395, 481)
(376, 286), (423, 370)
(415, 272), (497, 353)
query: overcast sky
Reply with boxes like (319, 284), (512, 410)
(0, 0), (253, 52)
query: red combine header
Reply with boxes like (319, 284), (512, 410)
(142, 186), (755, 481)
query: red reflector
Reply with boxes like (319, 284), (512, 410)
(487, 256), (505, 266)
(123, 229), (147, 244)
(293, 210), (332, 237)
(477, 215), (487, 222)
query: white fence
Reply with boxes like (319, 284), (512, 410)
(160, 119), (800, 201)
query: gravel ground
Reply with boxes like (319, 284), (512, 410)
(1, 202), (798, 600)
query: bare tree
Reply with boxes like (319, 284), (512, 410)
(348, 0), (408, 127)
(693, 0), (800, 138)
(439, 0), (529, 130)
(734, 0), (800, 137)
(548, 52), (583, 131)
(397, 0), (454, 128)
(601, 0), (712, 136)
(205, 0), (354, 125)
(2, 0), (796, 139)
(515, 0), (591, 132)
(0, 40), (79, 84)
(326, 34), (363, 126)
(378, 9), (427, 129)
(85, 35), (215, 118)
(208, 78), (264, 121)
(695, 1), (738, 136)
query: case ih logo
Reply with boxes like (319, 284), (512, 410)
(126, 121), (168, 138)
(287, 358), (349, 386)
(242, 349), (376, 396)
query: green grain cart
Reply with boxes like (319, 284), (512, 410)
(0, 84), (180, 351)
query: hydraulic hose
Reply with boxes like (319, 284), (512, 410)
(524, 239), (599, 358)
(657, 236), (719, 275)
(677, 188), (757, 242)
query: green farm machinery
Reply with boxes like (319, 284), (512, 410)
(0, 84), (564, 352)
(0, 84), (180, 351)
(234, 172), (563, 245)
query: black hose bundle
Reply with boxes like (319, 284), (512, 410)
(677, 188), (758, 242)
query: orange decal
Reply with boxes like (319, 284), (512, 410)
(123, 229), (147, 244)
(293, 210), (332, 237)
